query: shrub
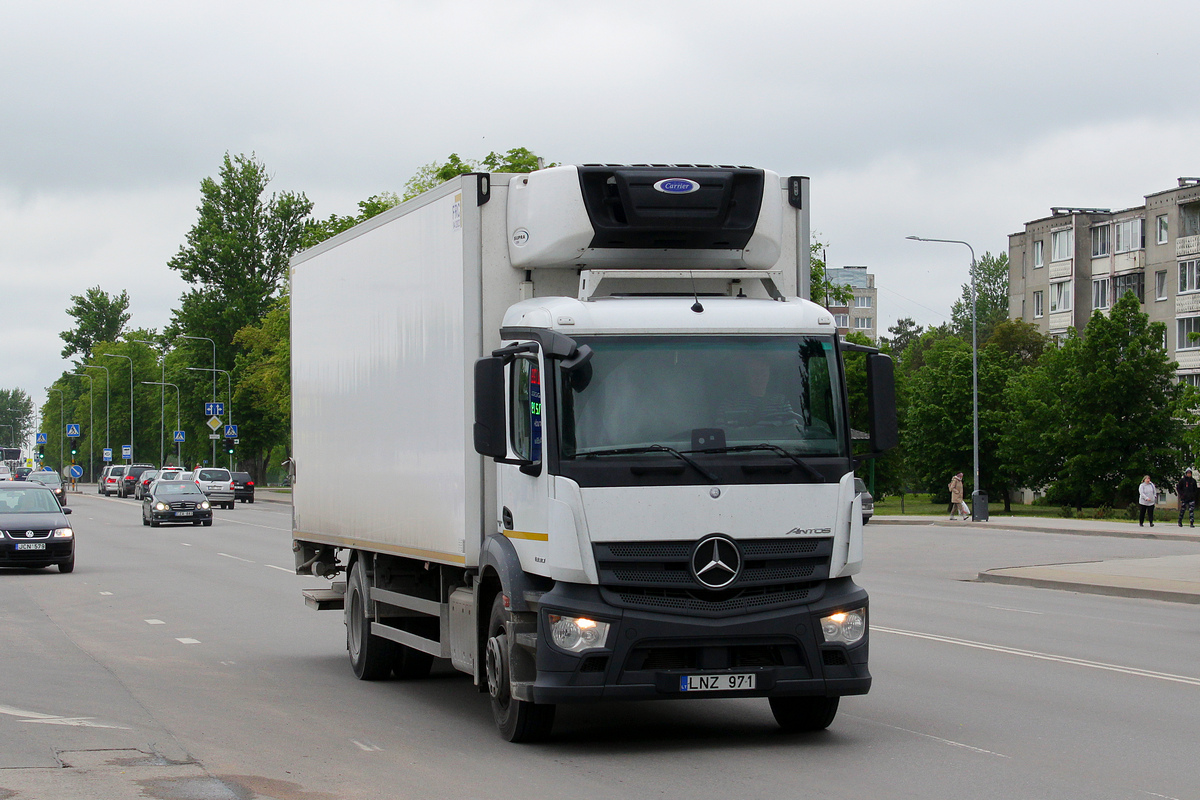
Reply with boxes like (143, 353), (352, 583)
(1059, 506), (1075, 518)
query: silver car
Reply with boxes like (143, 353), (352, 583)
(855, 477), (874, 525)
(193, 468), (235, 509)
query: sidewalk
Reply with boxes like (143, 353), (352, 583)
(877, 514), (1200, 604)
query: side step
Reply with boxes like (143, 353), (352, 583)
(303, 582), (346, 610)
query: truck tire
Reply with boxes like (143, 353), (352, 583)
(485, 593), (555, 742)
(346, 560), (394, 680)
(769, 695), (839, 732)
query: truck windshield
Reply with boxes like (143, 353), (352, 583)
(558, 335), (846, 459)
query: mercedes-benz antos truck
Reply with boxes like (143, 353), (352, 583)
(291, 164), (897, 741)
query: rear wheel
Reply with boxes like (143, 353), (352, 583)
(346, 560), (394, 680)
(486, 593), (555, 742)
(769, 696), (839, 732)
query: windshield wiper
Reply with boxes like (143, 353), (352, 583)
(691, 444), (823, 481)
(579, 445), (720, 483)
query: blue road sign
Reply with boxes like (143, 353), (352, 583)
(223, 424), (238, 437)
(103, 448), (113, 462)
(36, 432), (48, 444)
(174, 430), (186, 443)
(122, 445), (132, 459)
(205, 402), (225, 417)
(68, 465), (84, 479)
(66, 424), (81, 437)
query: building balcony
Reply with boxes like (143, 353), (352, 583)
(1178, 235), (1200, 258)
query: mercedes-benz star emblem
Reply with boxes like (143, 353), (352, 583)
(690, 534), (742, 589)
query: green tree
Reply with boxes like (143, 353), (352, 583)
(986, 319), (1047, 368)
(881, 317), (924, 364)
(402, 147), (554, 200)
(301, 192), (403, 250)
(810, 242), (853, 308)
(60, 286), (131, 360)
(232, 295), (291, 481)
(950, 251), (1009, 344)
(1, 389), (35, 449)
(1002, 295), (1192, 508)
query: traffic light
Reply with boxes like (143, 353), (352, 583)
(70, 447), (77, 456)
(38, 445), (45, 457)
(225, 438), (235, 455)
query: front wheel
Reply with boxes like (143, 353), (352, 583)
(58, 557), (75, 574)
(486, 593), (555, 742)
(346, 560), (393, 680)
(769, 696), (839, 732)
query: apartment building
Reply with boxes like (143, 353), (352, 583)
(825, 265), (877, 341)
(1009, 178), (1200, 385)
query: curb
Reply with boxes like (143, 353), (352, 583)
(878, 517), (1200, 544)
(977, 570), (1200, 605)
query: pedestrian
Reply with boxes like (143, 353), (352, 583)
(1177, 469), (1198, 527)
(948, 472), (971, 521)
(1138, 475), (1158, 527)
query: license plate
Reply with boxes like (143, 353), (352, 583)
(680, 673), (756, 692)
(16, 543), (46, 551)
(175, 511), (192, 517)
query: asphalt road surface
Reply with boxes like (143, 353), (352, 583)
(2, 494), (1198, 800)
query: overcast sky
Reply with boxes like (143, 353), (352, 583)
(4, 0), (1198, 434)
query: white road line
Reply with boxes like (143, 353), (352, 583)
(220, 519), (290, 532)
(145, 619), (165, 625)
(843, 713), (1009, 758)
(176, 638), (201, 644)
(265, 565), (293, 573)
(217, 552), (254, 563)
(0, 705), (129, 730)
(1140, 792), (1182, 800)
(180, 542), (192, 547)
(986, 606), (1044, 615)
(875, 626), (1200, 687)
(351, 740), (383, 752)
(99, 591), (113, 596)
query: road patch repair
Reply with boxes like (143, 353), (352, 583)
(979, 553), (1200, 604)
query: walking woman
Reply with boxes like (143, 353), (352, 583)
(1138, 475), (1158, 527)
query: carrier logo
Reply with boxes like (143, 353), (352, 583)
(784, 527), (832, 536)
(690, 534), (742, 589)
(654, 178), (701, 195)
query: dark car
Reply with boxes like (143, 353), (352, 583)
(134, 469), (159, 500)
(855, 477), (874, 525)
(119, 464), (156, 498)
(14, 467), (32, 481)
(100, 465), (126, 496)
(0, 481), (75, 573)
(142, 481), (213, 527)
(25, 470), (67, 506)
(231, 471), (255, 503)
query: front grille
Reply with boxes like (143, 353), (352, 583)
(4, 530), (52, 540)
(625, 642), (803, 672)
(167, 502), (198, 510)
(594, 537), (831, 616)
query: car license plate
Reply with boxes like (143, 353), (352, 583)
(16, 543), (46, 551)
(680, 673), (756, 692)
(175, 511), (192, 517)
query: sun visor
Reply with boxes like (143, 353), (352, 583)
(507, 165), (783, 270)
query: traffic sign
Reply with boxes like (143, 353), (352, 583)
(66, 424), (81, 437)
(68, 465), (84, 479)
(122, 445), (132, 459)
(173, 430), (186, 443)
(207, 416), (222, 431)
(103, 448), (112, 462)
(205, 402), (225, 417)
(224, 424), (239, 437)
(208, 434), (221, 440)
(36, 432), (48, 444)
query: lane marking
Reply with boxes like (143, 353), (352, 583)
(145, 619), (165, 625)
(1141, 792), (1182, 800)
(986, 606), (1044, 615)
(875, 626), (1200, 686)
(843, 713), (1009, 758)
(352, 740), (383, 752)
(176, 638), (201, 644)
(180, 543), (192, 547)
(217, 552), (254, 563)
(0, 704), (129, 730)
(221, 519), (290, 532)
(265, 565), (293, 573)
(99, 591), (113, 596)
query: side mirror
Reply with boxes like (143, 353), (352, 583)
(866, 353), (899, 453)
(63, 507), (72, 515)
(473, 357), (508, 459)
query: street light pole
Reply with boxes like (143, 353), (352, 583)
(185, 366), (233, 469)
(48, 388), (64, 470)
(69, 373), (94, 483)
(134, 340), (169, 467)
(102, 352), (134, 464)
(82, 364), (110, 453)
(142, 382), (180, 466)
(178, 335), (216, 466)
(906, 235), (984, 521)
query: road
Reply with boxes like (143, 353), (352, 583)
(2, 494), (1198, 799)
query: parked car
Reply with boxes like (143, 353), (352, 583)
(0, 481), (75, 573)
(100, 465), (126, 496)
(193, 468), (235, 509)
(231, 471), (255, 503)
(134, 470), (159, 500)
(855, 477), (874, 525)
(142, 481), (213, 527)
(25, 470), (66, 506)
(119, 464), (156, 498)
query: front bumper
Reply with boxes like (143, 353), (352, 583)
(149, 508), (213, 524)
(1, 539), (74, 568)
(526, 578), (870, 704)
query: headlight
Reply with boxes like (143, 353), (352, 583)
(820, 608), (867, 645)
(548, 614), (611, 653)
(52, 528), (73, 538)
(200, 501), (210, 510)
(155, 502), (168, 511)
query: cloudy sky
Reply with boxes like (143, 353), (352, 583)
(4, 0), (1198, 428)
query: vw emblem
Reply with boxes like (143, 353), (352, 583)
(25, 531), (35, 538)
(690, 534), (741, 589)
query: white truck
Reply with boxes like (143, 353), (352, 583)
(291, 164), (897, 741)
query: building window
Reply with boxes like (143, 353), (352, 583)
(1114, 272), (1144, 302)
(854, 317), (873, 330)
(1033, 240), (1044, 268)
(1158, 215), (1169, 245)
(1181, 374), (1200, 389)
(1051, 230), (1073, 262)
(853, 296), (872, 308)
(1049, 280), (1072, 313)
(1092, 278), (1110, 310)
(1033, 291), (1044, 318)
(834, 314), (849, 328)
(1157, 270), (1168, 300)
(1115, 219), (1145, 253)
(1181, 260), (1200, 294)
(1091, 225), (1109, 257)
(1178, 316), (1200, 351)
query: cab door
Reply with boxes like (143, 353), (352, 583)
(497, 347), (552, 574)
